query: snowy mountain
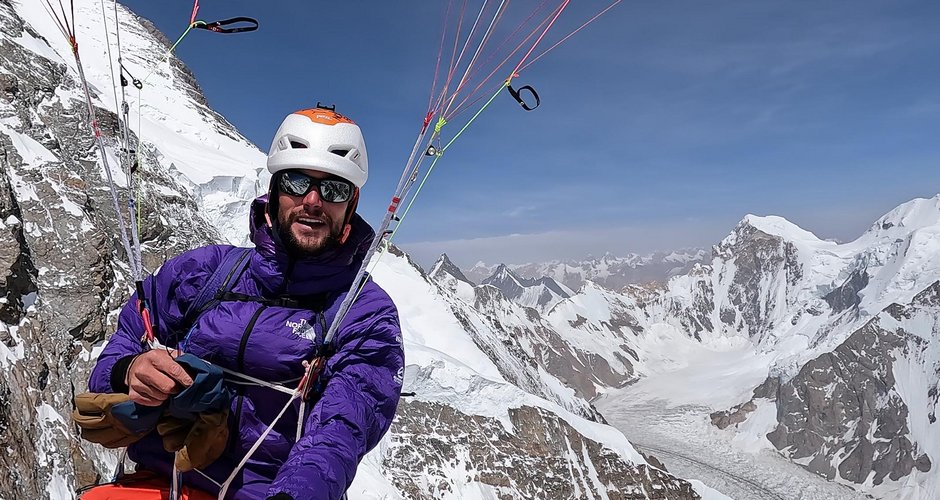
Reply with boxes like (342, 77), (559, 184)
(438, 197), (940, 499)
(1, 0), (264, 496)
(414, 194), (940, 500)
(465, 249), (709, 291)
(695, 198), (940, 499)
(591, 197), (940, 500)
(480, 263), (574, 312)
(428, 253), (475, 303)
(764, 283), (937, 495)
(0, 1), (703, 499)
(427, 251), (636, 403)
(363, 247), (700, 499)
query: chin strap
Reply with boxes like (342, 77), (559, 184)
(338, 188), (360, 245)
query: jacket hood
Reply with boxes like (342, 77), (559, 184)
(248, 195), (375, 296)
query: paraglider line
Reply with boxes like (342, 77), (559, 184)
(511, 0), (570, 76)
(520, 0), (622, 73)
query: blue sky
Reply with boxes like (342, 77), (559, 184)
(119, 0), (940, 267)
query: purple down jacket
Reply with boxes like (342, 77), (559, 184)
(89, 196), (404, 500)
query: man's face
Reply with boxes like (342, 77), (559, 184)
(275, 169), (352, 256)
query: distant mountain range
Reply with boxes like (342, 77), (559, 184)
(465, 248), (709, 291)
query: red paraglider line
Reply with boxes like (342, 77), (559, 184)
(189, 0), (200, 25)
(427, 0), (454, 115)
(456, 0), (552, 104)
(511, 0), (569, 77)
(434, 0), (470, 115)
(520, 0), (622, 73)
(447, 2), (558, 118)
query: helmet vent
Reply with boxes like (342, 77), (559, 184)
(330, 147), (350, 157)
(289, 140), (308, 149)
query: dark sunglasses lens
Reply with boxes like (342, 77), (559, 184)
(319, 179), (352, 203)
(279, 172), (312, 197)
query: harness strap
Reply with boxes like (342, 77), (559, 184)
(193, 17), (259, 34)
(506, 83), (540, 111)
(185, 247), (252, 324)
(218, 291), (330, 310)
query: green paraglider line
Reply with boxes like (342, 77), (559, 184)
(390, 78), (509, 241)
(134, 17), (205, 232)
(140, 20), (206, 85)
(339, 78), (512, 335)
(169, 21), (206, 54)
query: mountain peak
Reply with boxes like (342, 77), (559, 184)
(430, 253), (472, 284)
(866, 194), (940, 238)
(481, 265), (572, 311)
(738, 214), (823, 243)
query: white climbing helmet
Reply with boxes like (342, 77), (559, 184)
(266, 106), (368, 187)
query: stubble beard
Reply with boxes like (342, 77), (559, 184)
(277, 211), (344, 257)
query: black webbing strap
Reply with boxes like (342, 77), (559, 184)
(194, 17), (259, 34)
(184, 247), (253, 325)
(219, 291), (330, 311)
(507, 84), (541, 111)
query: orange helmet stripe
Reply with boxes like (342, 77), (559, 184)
(294, 108), (355, 126)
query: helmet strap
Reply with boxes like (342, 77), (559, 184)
(338, 188), (360, 245)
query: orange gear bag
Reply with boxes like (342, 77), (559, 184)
(79, 473), (215, 500)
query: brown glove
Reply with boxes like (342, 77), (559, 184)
(156, 414), (191, 452)
(157, 410), (230, 471)
(72, 392), (148, 448)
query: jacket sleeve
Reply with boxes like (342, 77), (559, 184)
(267, 298), (404, 499)
(87, 247), (229, 393)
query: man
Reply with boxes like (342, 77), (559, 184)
(87, 106), (404, 499)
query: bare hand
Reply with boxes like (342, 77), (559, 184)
(126, 350), (194, 406)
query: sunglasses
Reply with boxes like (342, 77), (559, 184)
(277, 171), (353, 203)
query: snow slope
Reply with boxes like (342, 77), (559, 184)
(14, 0), (265, 245)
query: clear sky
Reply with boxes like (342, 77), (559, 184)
(118, 0), (940, 267)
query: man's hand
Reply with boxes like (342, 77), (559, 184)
(126, 350), (194, 406)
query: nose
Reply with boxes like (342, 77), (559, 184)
(302, 185), (323, 209)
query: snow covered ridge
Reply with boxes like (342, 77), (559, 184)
(1, 0), (262, 496)
(478, 262), (574, 313)
(1, 1), (704, 498)
(13, 0), (265, 246)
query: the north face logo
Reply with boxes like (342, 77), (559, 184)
(286, 318), (316, 340)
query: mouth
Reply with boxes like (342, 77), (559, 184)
(296, 216), (327, 229)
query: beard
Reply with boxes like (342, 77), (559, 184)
(276, 209), (344, 257)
